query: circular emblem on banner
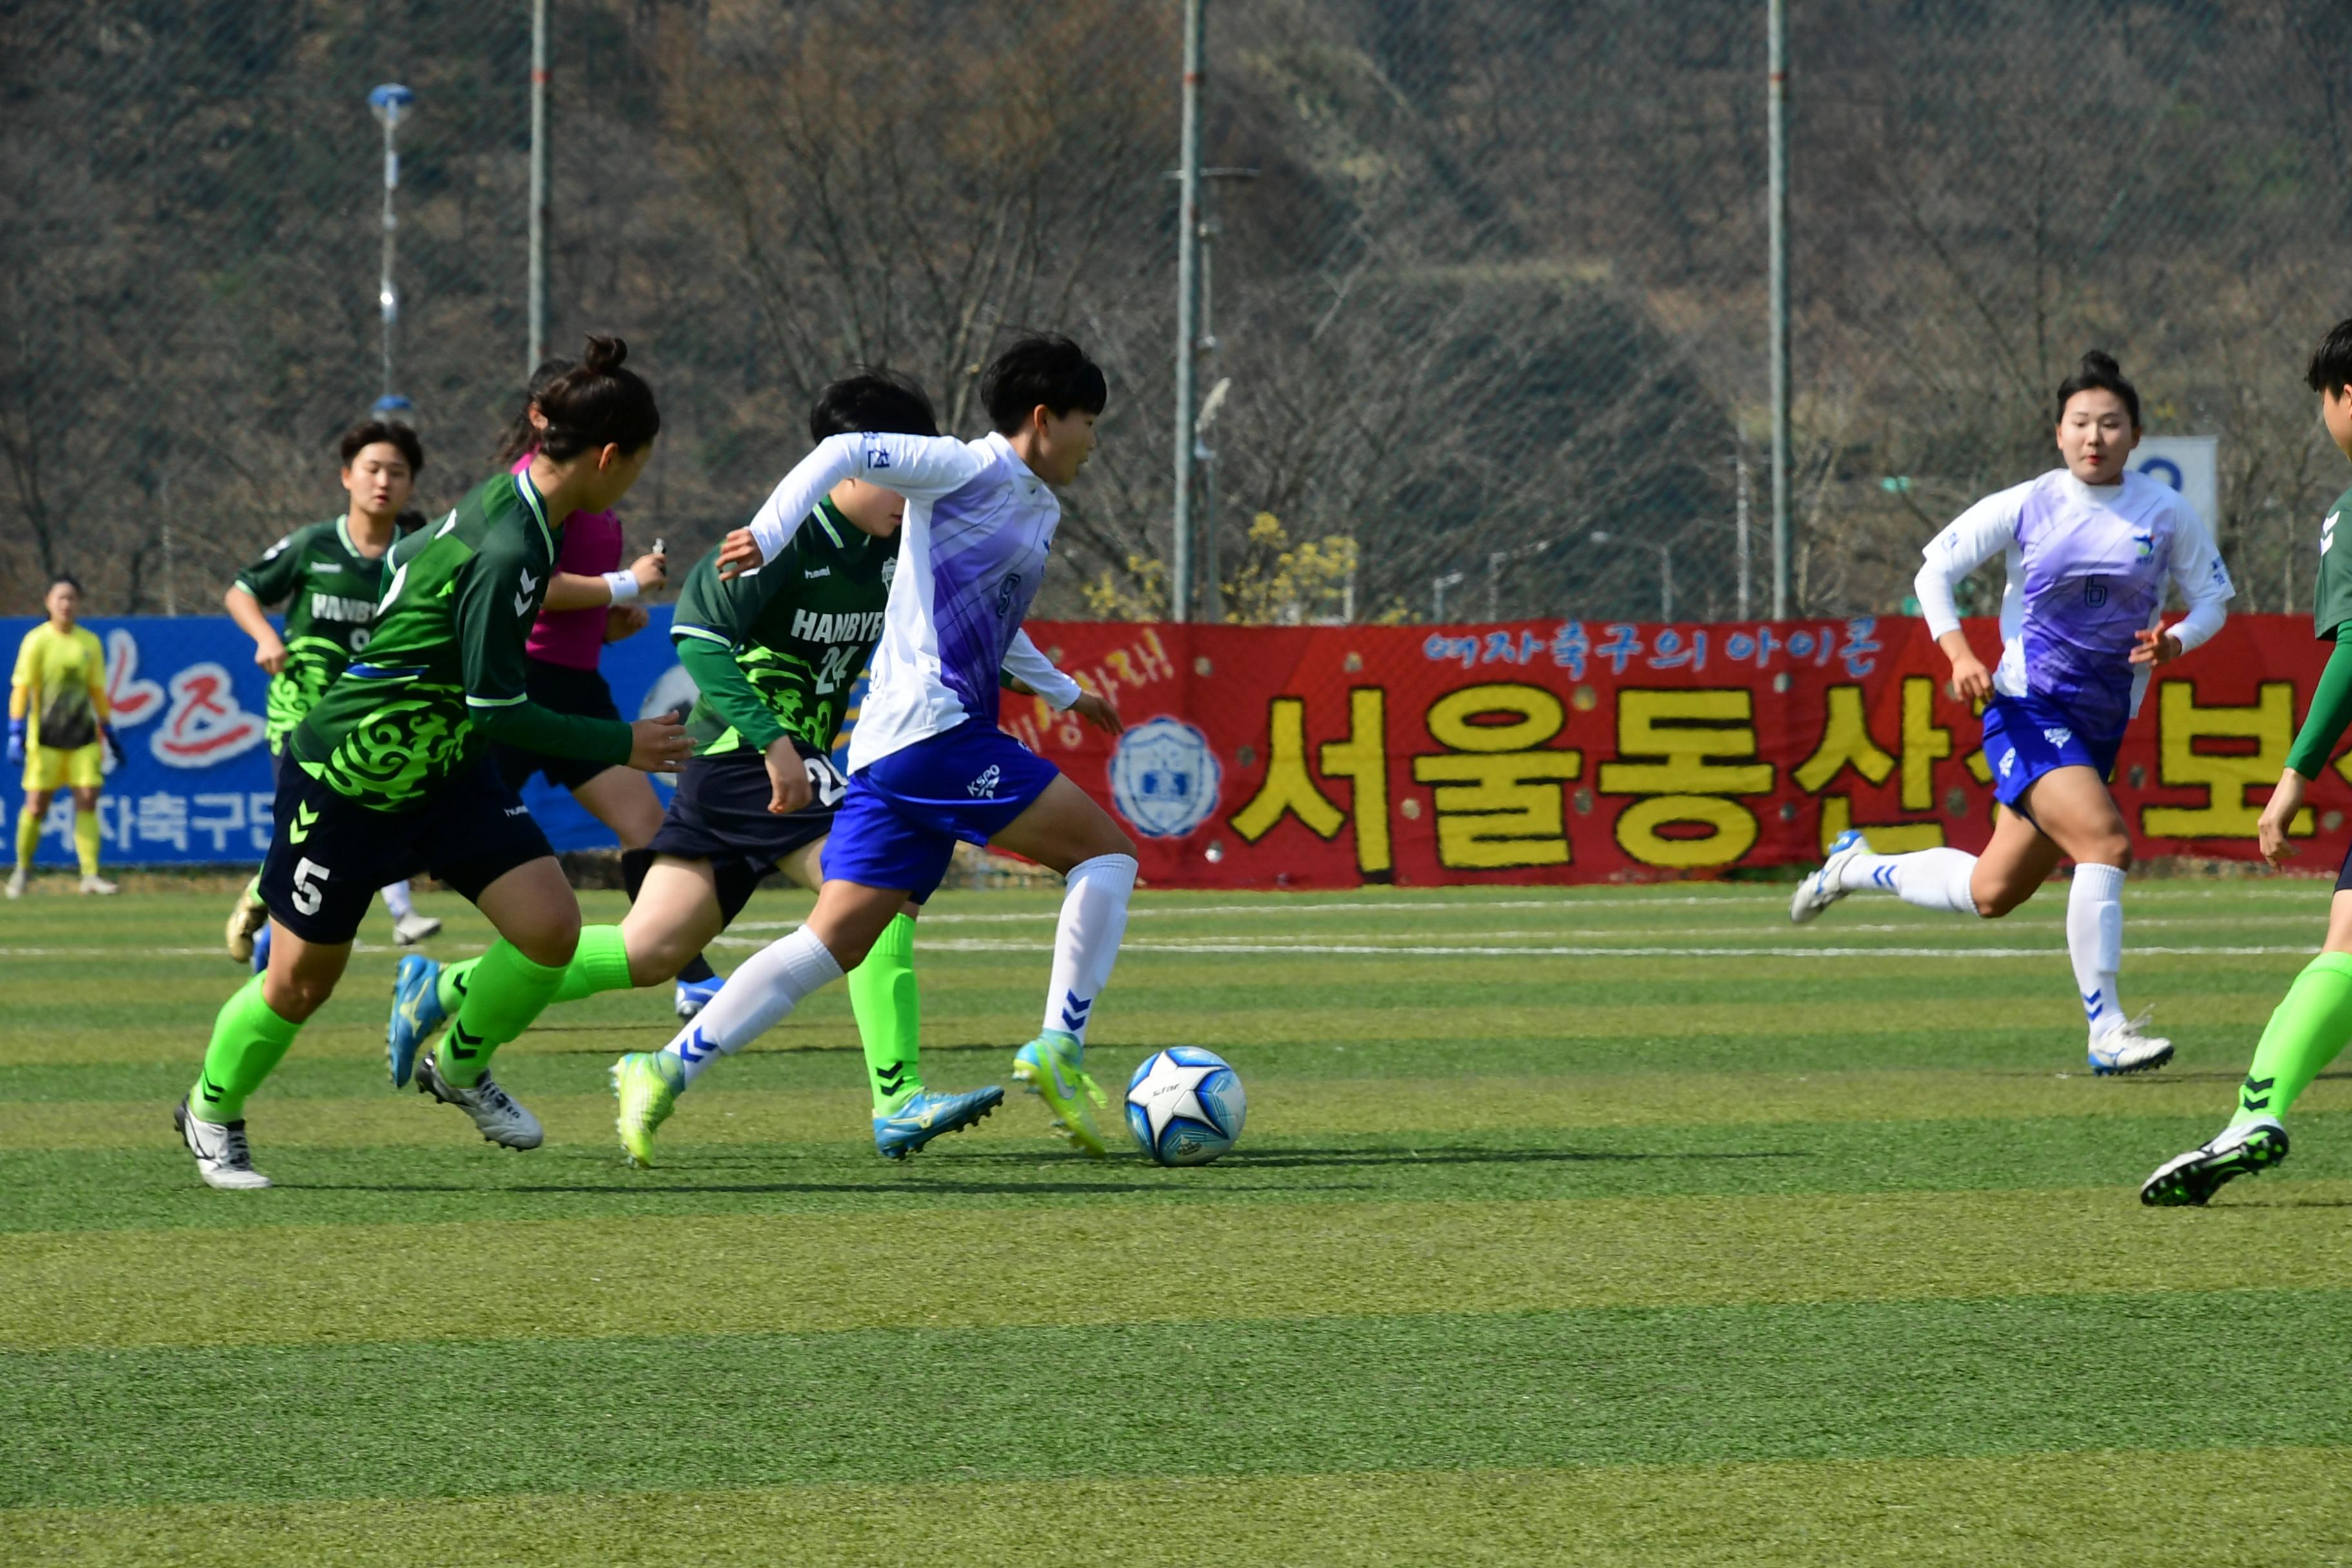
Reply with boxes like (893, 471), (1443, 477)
(1110, 717), (1222, 839)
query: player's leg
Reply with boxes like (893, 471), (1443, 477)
(990, 774), (1141, 1157)
(68, 767), (113, 893)
(579, 762), (722, 1010)
(1790, 826), (1990, 923)
(379, 879), (440, 945)
(2142, 877), (2352, 1204)
(11, 782), (52, 897)
(2018, 765), (2166, 1074)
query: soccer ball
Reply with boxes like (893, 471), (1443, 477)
(1124, 1046), (1245, 1166)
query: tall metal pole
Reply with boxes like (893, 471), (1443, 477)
(1735, 429), (1753, 619)
(528, 0), (549, 374)
(369, 84), (414, 404)
(1767, 0), (1792, 620)
(1170, 0), (1205, 623)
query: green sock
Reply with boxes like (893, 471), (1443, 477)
(436, 958), (474, 1017)
(848, 913), (921, 1113)
(436, 926), (631, 1017)
(2233, 951), (2352, 1126)
(190, 974), (303, 1122)
(439, 940), (567, 1088)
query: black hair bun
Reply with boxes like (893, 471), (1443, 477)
(582, 334), (627, 375)
(2079, 349), (2121, 378)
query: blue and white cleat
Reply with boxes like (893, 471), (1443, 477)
(873, 1085), (1006, 1160)
(387, 952), (445, 1090)
(674, 974), (725, 1021)
(1790, 828), (1871, 925)
(2088, 1019), (2173, 1077)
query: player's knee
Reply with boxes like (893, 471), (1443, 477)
(1975, 885), (2026, 919)
(2099, 839), (2134, 872)
(625, 933), (689, 988)
(511, 911), (581, 970)
(263, 971), (337, 1022)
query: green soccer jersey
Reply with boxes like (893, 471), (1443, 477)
(670, 498), (893, 756)
(234, 516), (391, 750)
(291, 469), (624, 810)
(2316, 485), (2352, 640)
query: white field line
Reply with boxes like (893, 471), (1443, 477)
(702, 932), (2319, 961)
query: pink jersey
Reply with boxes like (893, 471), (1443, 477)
(511, 453), (623, 670)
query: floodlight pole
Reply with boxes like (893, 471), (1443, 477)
(528, 0), (549, 374)
(369, 83), (415, 404)
(1432, 569), (1465, 622)
(1767, 0), (1792, 619)
(1170, 0), (1205, 623)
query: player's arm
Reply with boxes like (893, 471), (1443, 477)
(543, 540), (668, 611)
(2135, 504), (2236, 667)
(721, 433), (986, 576)
(672, 555), (812, 812)
(228, 533), (304, 674)
(82, 632), (120, 763)
(6, 634), (30, 763)
(1001, 629), (1122, 734)
(2261, 618), (2352, 865)
(1915, 485), (2026, 701)
(456, 533), (687, 773)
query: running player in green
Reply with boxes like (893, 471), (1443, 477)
(388, 373), (1093, 1162)
(2142, 315), (2352, 1204)
(175, 337), (692, 1190)
(222, 419), (442, 960)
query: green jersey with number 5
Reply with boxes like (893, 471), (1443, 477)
(670, 498), (892, 756)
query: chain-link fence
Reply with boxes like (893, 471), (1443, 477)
(6, 1), (2350, 625)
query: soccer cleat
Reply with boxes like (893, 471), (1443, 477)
(4, 866), (23, 899)
(1012, 1029), (1110, 1158)
(391, 912), (443, 946)
(674, 974), (724, 1021)
(2088, 1017), (2173, 1077)
(415, 1050), (543, 1149)
(174, 1097), (271, 1190)
(386, 953), (444, 1090)
(79, 874), (118, 896)
(2141, 1119), (2289, 1206)
(226, 892), (268, 963)
(874, 1085), (1006, 1160)
(1789, 828), (1870, 925)
(610, 1052), (682, 1168)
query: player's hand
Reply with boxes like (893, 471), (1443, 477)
(99, 724), (123, 769)
(1944, 651), (1992, 704)
(763, 737), (813, 815)
(604, 605), (650, 643)
(717, 528), (765, 580)
(1070, 689), (1124, 735)
(627, 714), (692, 773)
(253, 634), (289, 676)
(2259, 769), (2308, 867)
(628, 549), (667, 593)
(2128, 626), (2184, 667)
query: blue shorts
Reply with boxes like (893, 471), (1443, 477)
(822, 721), (1062, 901)
(1979, 692), (2122, 812)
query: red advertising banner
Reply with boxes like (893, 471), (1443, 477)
(1006, 614), (2340, 888)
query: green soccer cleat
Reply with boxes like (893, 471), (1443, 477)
(2140, 1119), (2289, 1207)
(611, 1051), (683, 1169)
(1012, 1029), (1110, 1158)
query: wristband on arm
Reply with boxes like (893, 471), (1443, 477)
(602, 570), (641, 605)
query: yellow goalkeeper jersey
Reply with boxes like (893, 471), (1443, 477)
(11, 622), (108, 751)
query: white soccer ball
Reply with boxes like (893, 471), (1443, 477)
(1124, 1046), (1245, 1166)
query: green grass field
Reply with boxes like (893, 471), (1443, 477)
(5, 877), (2352, 1565)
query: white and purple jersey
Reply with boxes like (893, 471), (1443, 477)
(742, 429), (1083, 771)
(1915, 468), (2233, 738)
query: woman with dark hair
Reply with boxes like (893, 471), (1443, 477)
(175, 336), (692, 1190)
(1790, 350), (2233, 1075)
(8, 575), (118, 897)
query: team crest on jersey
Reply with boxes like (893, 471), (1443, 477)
(2132, 530), (2154, 558)
(881, 555), (896, 586)
(967, 764), (1002, 798)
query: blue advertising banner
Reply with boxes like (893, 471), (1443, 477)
(0, 611), (713, 866)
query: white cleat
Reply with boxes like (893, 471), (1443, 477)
(5, 867), (24, 900)
(2089, 1016), (2173, 1077)
(391, 912), (444, 946)
(175, 1097), (272, 1190)
(79, 874), (119, 896)
(415, 1050), (544, 1149)
(1790, 828), (1870, 925)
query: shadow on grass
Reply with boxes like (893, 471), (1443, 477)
(932, 1144), (1809, 1170)
(289, 1177), (1199, 1197)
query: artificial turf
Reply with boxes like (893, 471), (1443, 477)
(4, 879), (2349, 1562)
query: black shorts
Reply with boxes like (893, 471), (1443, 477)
(493, 660), (625, 793)
(259, 760), (553, 944)
(2336, 841), (2352, 894)
(647, 746), (842, 923)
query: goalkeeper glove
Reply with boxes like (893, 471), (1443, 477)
(99, 723), (122, 768)
(5, 717), (23, 766)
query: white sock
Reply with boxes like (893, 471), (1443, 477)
(1042, 852), (1137, 1048)
(1841, 846), (1982, 916)
(2067, 863), (2127, 1039)
(661, 925), (842, 1088)
(379, 880), (415, 919)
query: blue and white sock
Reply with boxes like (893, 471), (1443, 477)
(660, 925), (842, 1089)
(1839, 845), (1981, 916)
(1042, 853), (1138, 1049)
(380, 880), (415, 919)
(2067, 862), (2128, 1039)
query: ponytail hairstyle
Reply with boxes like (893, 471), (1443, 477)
(2055, 349), (2141, 429)
(533, 335), (661, 462)
(493, 357), (577, 467)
